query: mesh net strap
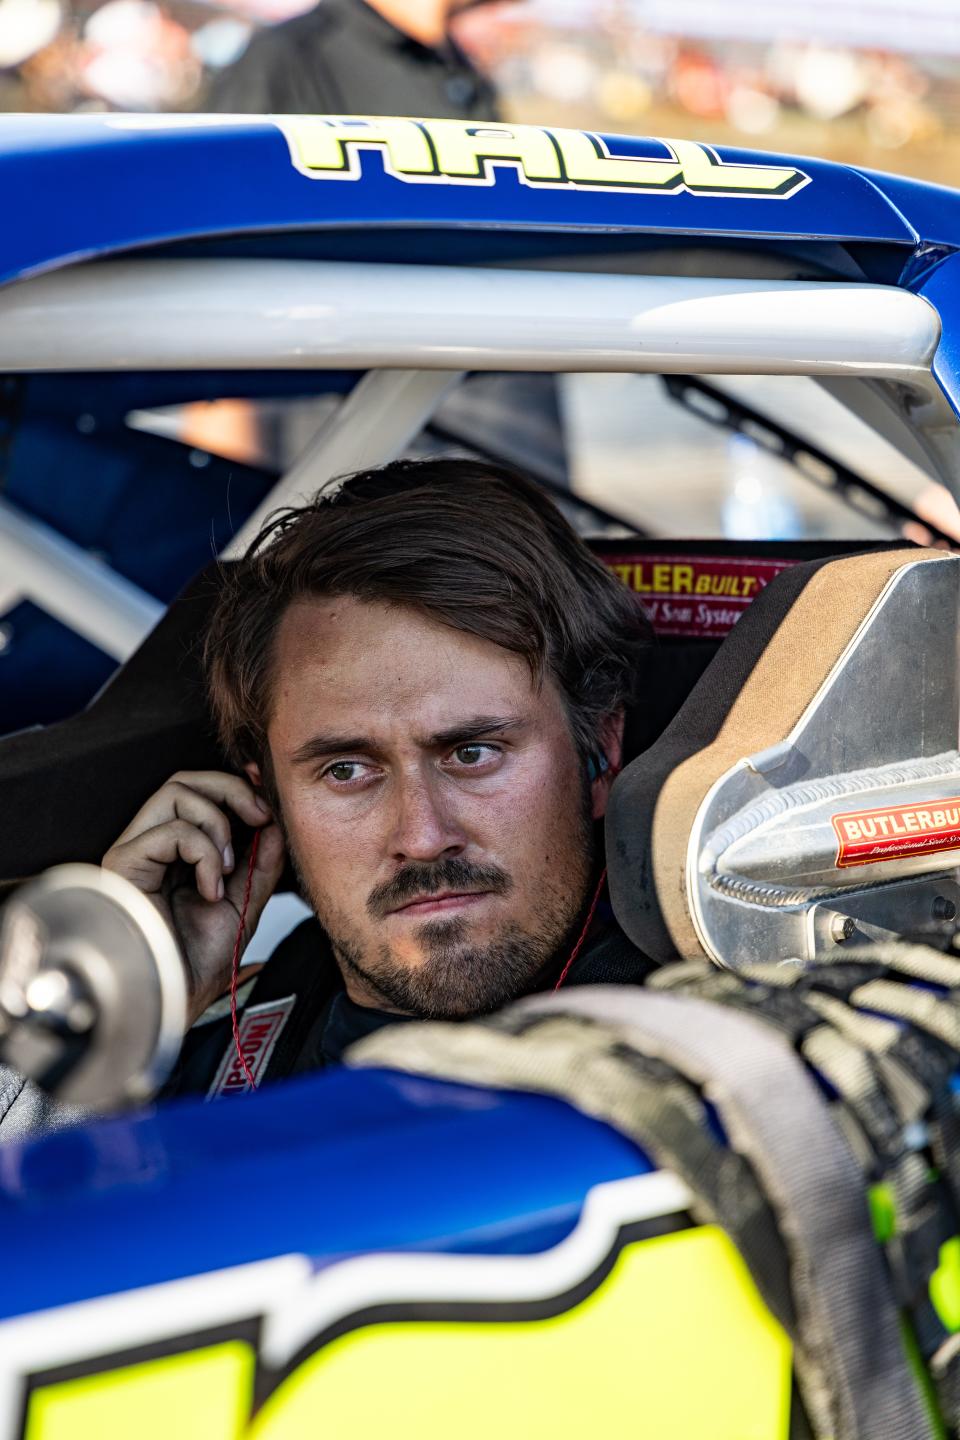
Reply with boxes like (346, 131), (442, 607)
(349, 942), (960, 1436)
(351, 985), (932, 1440)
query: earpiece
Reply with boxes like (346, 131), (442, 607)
(586, 752), (610, 782)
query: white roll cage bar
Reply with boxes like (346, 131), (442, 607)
(0, 258), (951, 663)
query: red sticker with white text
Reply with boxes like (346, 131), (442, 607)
(832, 799), (960, 869)
(208, 995), (296, 1098)
(602, 554), (795, 639)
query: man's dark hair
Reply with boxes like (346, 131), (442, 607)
(204, 458), (652, 772)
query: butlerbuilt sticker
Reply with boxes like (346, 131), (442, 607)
(832, 799), (960, 869)
(603, 554), (795, 639)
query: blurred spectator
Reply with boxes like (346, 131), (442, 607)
(202, 0), (501, 118)
(80, 0), (198, 109)
(0, 0), (61, 71)
(194, 0), (571, 488)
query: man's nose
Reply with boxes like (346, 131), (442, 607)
(388, 769), (466, 862)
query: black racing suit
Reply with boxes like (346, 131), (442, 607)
(165, 897), (656, 1099)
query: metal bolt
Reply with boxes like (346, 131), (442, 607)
(830, 913), (856, 944)
(933, 896), (957, 923)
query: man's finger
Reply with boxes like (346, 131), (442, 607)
(158, 784), (236, 861)
(115, 771), (270, 848)
(104, 819), (225, 902)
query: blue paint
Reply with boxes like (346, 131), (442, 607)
(0, 1068), (649, 1320)
(0, 115), (930, 288)
(860, 167), (960, 250)
(916, 251), (960, 421)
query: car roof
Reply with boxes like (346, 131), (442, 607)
(3, 113), (957, 288)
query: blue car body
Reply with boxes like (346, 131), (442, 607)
(2, 114), (956, 281)
(2, 115), (959, 1438)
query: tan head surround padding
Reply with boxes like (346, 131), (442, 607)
(607, 546), (943, 963)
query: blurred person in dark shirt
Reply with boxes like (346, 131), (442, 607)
(201, 0), (569, 490)
(203, 0), (500, 121)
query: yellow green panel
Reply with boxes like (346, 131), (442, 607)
(931, 1236), (960, 1334)
(24, 1340), (254, 1440)
(252, 1226), (792, 1440)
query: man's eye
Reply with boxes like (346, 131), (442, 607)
(453, 744), (497, 766)
(326, 761), (363, 783)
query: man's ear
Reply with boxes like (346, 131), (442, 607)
(244, 757), (281, 821)
(590, 709), (625, 821)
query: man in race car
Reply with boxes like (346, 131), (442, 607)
(102, 459), (656, 1093)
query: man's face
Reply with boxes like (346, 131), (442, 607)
(259, 596), (602, 1018)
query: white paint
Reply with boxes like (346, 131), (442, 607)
(0, 261), (940, 379)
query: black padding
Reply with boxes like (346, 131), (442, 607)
(623, 642), (717, 760)
(0, 566), (223, 882)
(606, 545), (913, 964)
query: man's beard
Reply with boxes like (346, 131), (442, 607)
(286, 798), (595, 1020)
(336, 908), (563, 1018)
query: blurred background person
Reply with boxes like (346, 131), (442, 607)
(194, 0), (571, 491)
(202, 0), (500, 118)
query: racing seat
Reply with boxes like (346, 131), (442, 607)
(0, 538), (931, 894)
(0, 566), (225, 887)
(607, 544), (958, 967)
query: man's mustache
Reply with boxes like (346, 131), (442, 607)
(367, 858), (512, 920)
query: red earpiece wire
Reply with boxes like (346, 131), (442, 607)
(554, 754), (617, 991)
(230, 827), (261, 1090)
(554, 866), (607, 991)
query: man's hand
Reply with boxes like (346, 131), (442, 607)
(102, 771), (286, 1026)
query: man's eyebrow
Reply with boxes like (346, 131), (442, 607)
(427, 715), (524, 748)
(290, 733), (375, 765)
(289, 716), (523, 765)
